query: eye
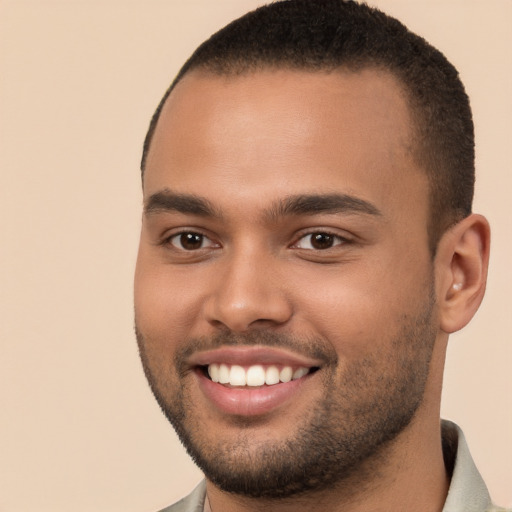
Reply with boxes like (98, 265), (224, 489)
(168, 232), (217, 251)
(294, 232), (346, 250)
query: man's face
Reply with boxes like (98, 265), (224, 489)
(135, 69), (438, 497)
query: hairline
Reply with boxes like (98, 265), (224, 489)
(141, 61), (455, 254)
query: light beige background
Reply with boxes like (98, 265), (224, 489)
(0, 0), (510, 510)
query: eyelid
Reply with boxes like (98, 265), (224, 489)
(158, 226), (354, 252)
(162, 229), (220, 251)
(290, 229), (351, 250)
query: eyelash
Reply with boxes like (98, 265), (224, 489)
(162, 229), (350, 252)
(163, 230), (218, 251)
(291, 231), (349, 250)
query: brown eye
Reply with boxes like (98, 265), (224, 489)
(169, 232), (213, 251)
(310, 233), (335, 249)
(180, 233), (203, 250)
(294, 232), (345, 250)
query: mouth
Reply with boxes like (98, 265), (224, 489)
(189, 347), (323, 416)
(201, 363), (318, 387)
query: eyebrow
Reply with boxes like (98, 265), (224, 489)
(144, 189), (382, 220)
(267, 193), (382, 220)
(144, 189), (221, 217)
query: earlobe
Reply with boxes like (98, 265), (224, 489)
(435, 214), (490, 334)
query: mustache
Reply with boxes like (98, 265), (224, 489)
(174, 330), (336, 369)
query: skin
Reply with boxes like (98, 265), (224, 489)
(134, 68), (490, 512)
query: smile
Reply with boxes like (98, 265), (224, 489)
(189, 346), (323, 416)
(206, 363), (312, 387)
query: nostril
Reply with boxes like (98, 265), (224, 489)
(203, 277), (293, 332)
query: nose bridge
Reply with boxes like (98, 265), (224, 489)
(205, 240), (292, 331)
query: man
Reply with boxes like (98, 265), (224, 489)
(134, 1), (502, 511)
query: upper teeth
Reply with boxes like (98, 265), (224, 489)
(207, 364), (310, 387)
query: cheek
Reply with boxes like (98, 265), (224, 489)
(296, 280), (384, 357)
(134, 256), (203, 342)
(293, 253), (431, 358)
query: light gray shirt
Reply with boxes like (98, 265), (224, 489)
(159, 420), (503, 512)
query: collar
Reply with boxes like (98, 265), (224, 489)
(441, 419), (492, 512)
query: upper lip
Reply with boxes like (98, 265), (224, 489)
(187, 346), (324, 369)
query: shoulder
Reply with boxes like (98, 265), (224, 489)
(156, 480), (207, 512)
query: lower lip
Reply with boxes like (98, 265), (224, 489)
(196, 369), (313, 417)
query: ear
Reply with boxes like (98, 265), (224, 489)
(435, 214), (490, 334)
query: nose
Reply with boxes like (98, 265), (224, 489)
(203, 248), (293, 332)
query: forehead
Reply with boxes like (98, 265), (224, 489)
(144, 68), (427, 224)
